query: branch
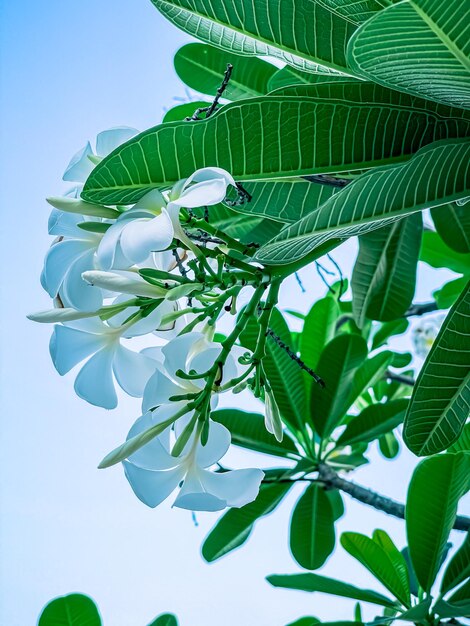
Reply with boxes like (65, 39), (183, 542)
(385, 370), (416, 386)
(404, 301), (439, 317)
(302, 174), (352, 188)
(317, 464), (469, 532)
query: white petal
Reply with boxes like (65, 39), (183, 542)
(63, 142), (94, 182)
(96, 221), (128, 270)
(161, 332), (206, 381)
(119, 212), (174, 264)
(82, 270), (167, 298)
(95, 127), (139, 156)
(196, 420), (231, 468)
(199, 468), (264, 508)
(112, 346), (158, 397)
(174, 178), (228, 209)
(74, 346), (117, 409)
(27, 307), (99, 323)
(48, 209), (84, 237)
(124, 462), (184, 508)
(188, 346), (220, 387)
(183, 167), (235, 189)
(43, 239), (92, 297)
(121, 305), (165, 338)
(126, 411), (180, 469)
(133, 188), (166, 213)
(142, 367), (183, 412)
(151, 249), (177, 271)
(50, 325), (105, 375)
(173, 468), (227, 512)
(61, 250), (103, 312)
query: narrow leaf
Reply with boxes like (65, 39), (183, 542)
(337, 399), (408, 447)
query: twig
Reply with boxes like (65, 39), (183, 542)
(386, 370), (415, 386)
(186, 63), (234, 121)
(404, 301), (439, 317)
(172, 249), (188, 278)
(266, 328), (325, 387)
(302, 174), (352, 188)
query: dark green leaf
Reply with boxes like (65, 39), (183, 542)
(441, 532), (470, 594)
(162, 101), (210, 123)
(174, 43), (276, 100)
(337, 399), (408, 447)
(348, 351), (394, 406)
(300, 296), (340, 373)
(38, 594), (101, 626)
(420, 230), (470, 275)
(434, 599), (470, 618)
(311, 334), (368, 438)
(371, 320), (409, 351)
(352, 215), (422, 326)
(267, 573), (397, 608)
(327, 489), (345, 521)
(406, 452), (470, 592)
(286, 618), (319, 626)
(403, 281), (470, 456)
(202, 481), (292, 562)
(434, 276), (469, 310)
(431, 203), (470, 254)
(268, 65), (359, 91)
(290, 484), (335, 569)
(211, 409), (299, 458)
(379, 432), (399, 459)
(148, 614), (179, 626)
(448, 423), (470, 452)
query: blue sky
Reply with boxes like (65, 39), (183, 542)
(0, 2), (467, 625)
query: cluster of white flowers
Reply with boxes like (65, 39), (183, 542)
(29, 128), (265, 512)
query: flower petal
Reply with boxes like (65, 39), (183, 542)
(196, 420), (231, 468)
(133, 188), (166, 213)
(43, 239), (92, 297)
(161, 332), (206, 381)
(123, 462), (184, 508)
(61, 250), (103, 311)
(50, 325), (106, 374)
(96, 221), (129, 270)
(48, 209), (84, 238)
(74, 346), (117, 409)
(112, 346), (158, 397)
(199, 468), (264, 508)
(126, 411), (179, 469)
(95, 127), (139, 156)
(63, 142), (94, 182)
(119, 212), (174, 264)
(142, 366), (183, 412)
(173, 469), (227, 512)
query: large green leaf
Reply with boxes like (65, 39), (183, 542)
(347, 0), (470, 108)
(403, 281), (470, 455)
(351, 214), (422, 326)
(229, 181), (338, 224)
(151, 0), (356, 75)
(202, 480), (292, 562)
(267, 573), (397, 607)
(434, 599), (470, 618)
(341, 532), (410, 607)
(311, 333), (368, 438)
(162, 101), (211, 123)
(434, 277), (469, 309)
(406, 452), (470, 592)
(255, 139), (470, 266)
(300, 296), (340, 372)
(290, 484), (335, 569)
(441, 532), (470, 594)
(348, 351), (395, 406)
(448, 423), (470, 452)
(82, 100), (469, 205)
(316, 0), (396, 25)
(174, 43), (276, 100)
(38, 594), (101, 626)
(420, 230), (470, 276)
(336, 399), (408, 447)
(431, 203), (470, 254)
(211, 409), (300, 458)
(268, 66), (359, 92)
(371, 319), (409, 351)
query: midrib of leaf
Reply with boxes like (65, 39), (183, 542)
(156, 0), (355, 75)
(410, 1), (470, 72)
(309, 488), (320, 565)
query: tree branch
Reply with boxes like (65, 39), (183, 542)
(316, 464), (469, 532)
(404, 301), (439, 317)
(385, 370), (416, 386)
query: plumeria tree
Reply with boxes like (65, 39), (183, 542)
(32, 0), (470, 624)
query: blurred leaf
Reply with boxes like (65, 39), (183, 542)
(202, 480), (292, 562)
(148, 614), (179, 626)
(434, 599), (470, 618)
(327, 489), (345, 521)
(162, 101), (210, 122)
(286, 618), (319, 626)
(420, 230), (470, 275)
(441, 532), (470, 594)
(348, 351), (394, 407)
(337, 399), (408, 447)
(406, 452), (470, 592)
(434, 276), (469, 309)
(211, 409), (299, 458)
(267, 573), (397, 607)
(378, 432), (399, 459)
(311, 334), (368, 438)
(341, 531), (411, 607)
(449, 578), (470, 603)
(371, 319), (409, 351)
(401, 547), (419, 597)
(448, 423), (470, 452)
(431, 203), (470, 254)
(174, 43), (276, 99)
(38, 594), (101, 626)
(403, 281), (470, 455)
(352, 215), (422, 326)
(389, 352), (412, 368)
(290, 484), (335, 569)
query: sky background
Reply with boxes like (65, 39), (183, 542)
(0, 2), (468, 625)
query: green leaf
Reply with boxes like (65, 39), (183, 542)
(202, 481), (292, 562)
(327, 489), (345, 521)
(449, 578), (470, 603)
(395, 598), (433, 622)
(162, 101), (210, 123)
(268, 65), (359, 91)
(434, 276), (469, 309)
(352, 215), (422, 326)
(255, 139), (470, 266)
(286, 618), (319, 626)
(290, 484), (335, 570)
(337, 399), (408, 447)
(406, 452), (470, 592)
(174, 43), (276, 100)
(267, 573), (397, 608)
(434, 599), (470, 618)
(38, 594), (101, 626)
(229, 180), (338, 224)
(315, 0), (396, 25)
(300, 296), (340, 373)
(347, 0), (470, 108)
(372, 530), (412, 604)
(401, 547), (419, 597)
(349, 351), (395, 406)
(403, 281), (470, 455)
(441, 532), (470, 594)
(431, 203), (470, 254)
(420, 230), (470, 275)
(341, 531), (411, 607)
(371, 319), (409, 351)
(379, 432), (399, 459)
(151, 0), (357, 75)
(148, 614), (179, 626)
(311, 334), (368, 438)
(82, 103), (469, 205)
(448, 423), (470, 452)
(210, 409), (299, 458)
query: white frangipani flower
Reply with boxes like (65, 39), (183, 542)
(97, 167), (236, 269)
(49, 311), (168, 409)
(123, 412), (264, 511)
(412, 314), (446, 359)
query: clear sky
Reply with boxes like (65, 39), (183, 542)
(0, 2), (467, 625)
